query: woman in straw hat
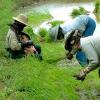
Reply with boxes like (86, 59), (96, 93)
(6, 14), (42, 59)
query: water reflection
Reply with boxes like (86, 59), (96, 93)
(50, 2), (95, 21)
(31, 1), (99, 35)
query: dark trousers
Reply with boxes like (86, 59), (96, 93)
(6, 44), (41, 59)
(34, 44), (41, 54)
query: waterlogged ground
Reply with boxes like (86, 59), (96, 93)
(20, 1), (100, 36)
(0, 0), (100, 99)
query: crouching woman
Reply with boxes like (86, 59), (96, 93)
(6, 14), (42, 60)
(65, 30), (100, 81)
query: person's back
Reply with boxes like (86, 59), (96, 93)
(62, 15), (96, 67)
(61, 15), (90, 35)
(64, 30), (100, 81)
(49, 14), (96, 66)
(6, 28), (22, 51)
(80, 35), (100, 65)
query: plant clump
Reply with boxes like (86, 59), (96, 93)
(71, 7), (88, 18)
(94, 1), (100, 13)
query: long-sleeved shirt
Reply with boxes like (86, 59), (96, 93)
(6, 29), (21, 50)
(80, 35), (100, 66)
(61, 15), (91, 35)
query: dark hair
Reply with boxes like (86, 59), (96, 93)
(65, 30), (81, 52)
(65, 30), (75, 51)
(8, 23), (18, 32)
(20, 32), (31, 40)
(57, 26), (64, 40)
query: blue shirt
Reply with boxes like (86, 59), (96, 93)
(61, 15), (89, 35)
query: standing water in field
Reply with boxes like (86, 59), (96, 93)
(20, 1), (99, 35)
(27, 1), (99, 36)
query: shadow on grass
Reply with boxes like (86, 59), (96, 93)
(45, 57), (65, 64)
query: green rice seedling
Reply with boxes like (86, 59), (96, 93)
(24, 26), (40, 42)
(50, 20), (64, 27)
(71, 7), (87, 18)
(28, 11), (52, 26)
(94, 1), (100, 13)
(45, 32), (53, 43)
(24, 27), (35, 36)
(38, 28), (48, 38)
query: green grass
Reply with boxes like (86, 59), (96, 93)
(0, 0), (100, 100)
(0, 0), (16, 62)
(38, 28), (48, 38)
(0, 42), (100, 100)
(27, 11), (52, 26)
(0, 0), (14, 38)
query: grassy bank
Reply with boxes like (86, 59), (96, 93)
(0, 0), (16, 61)
(0, 0), (100, 100)
(27, 11), (52, 26)
(1, 42), (100, 100)
(0, 0), (14, 39)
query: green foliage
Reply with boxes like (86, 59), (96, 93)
(24, 26), (39, 42)
(38, 28), (54, 43)
(28, 11), (52, 26)
(0, 42), (100, 99)
(49, 20), (64, 27)
(94, 1), (100, 13)
(24, 26), (35, 37)
(94, 0), (100, 22)
(0, 0), (15, 37)
(0, 0), (100, 99)
(45, 33), (53, 43)
(71, 7), (87, 18)
(0, 0), (16, 57)
(38, 28), (48, 38)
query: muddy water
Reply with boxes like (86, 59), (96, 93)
(21, 1), (99, 35)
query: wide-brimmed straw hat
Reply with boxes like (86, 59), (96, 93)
(49, 25), (60, 41)
(13, 14), (28, 25)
